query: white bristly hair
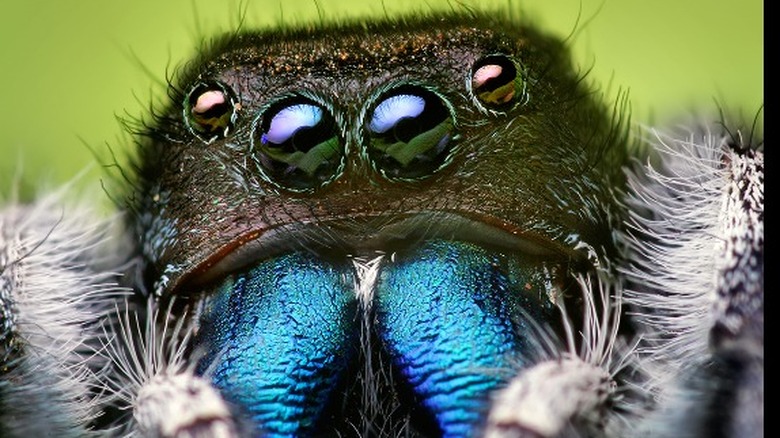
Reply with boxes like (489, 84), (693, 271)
(622, 124), (763, 437)
(483, 265), (639, 438)
(99, 297), (239, 438)
(0, 185), (129, 437)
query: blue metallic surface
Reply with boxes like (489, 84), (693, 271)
(196, 240), (553, 436)
(376, 240), (535, 437)
(196, 252), (356, 437)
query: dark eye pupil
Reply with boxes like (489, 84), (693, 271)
(253, 98), (343, 191)
(471, 55), (522, 109)
(366, 86), (456, 180)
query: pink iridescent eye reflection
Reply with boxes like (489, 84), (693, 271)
(470, 55), (524, 111)
(184, 81), (239, 142)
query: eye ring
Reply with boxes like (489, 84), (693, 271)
(362, 83), (459, 182)
(249, 93), (345, 193)
(183, 81), (240, 143)
(469, 54), (528, 113)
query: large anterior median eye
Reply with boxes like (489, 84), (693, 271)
(365, 85), (457, 180)
(251, 96), (344, 191)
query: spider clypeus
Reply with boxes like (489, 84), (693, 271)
(0, 5), (763, 438)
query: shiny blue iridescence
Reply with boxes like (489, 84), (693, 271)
(262, 104), (323, 145)
(376, 240), (539, 438)
(196, 252), (356, 437)
(369, 94), (426, 134)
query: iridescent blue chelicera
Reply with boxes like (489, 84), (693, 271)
(196, 238), (555, 437)
(196, 252), (357, 437)
(376, 240), (538, 437)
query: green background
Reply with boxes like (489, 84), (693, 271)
(0, 0), (763, 194)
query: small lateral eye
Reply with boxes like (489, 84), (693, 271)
(470, 55), (525, 111)
(184, 81), (239, 142)
(365, 85), (457, 181)
(251, 96), (344, 192)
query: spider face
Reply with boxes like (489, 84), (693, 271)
(0, 8), (762, 438)
(125, 15), (628, 436)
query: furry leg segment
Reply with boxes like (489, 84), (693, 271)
(622, 124), (763, 438)
(0, 190), (129, 437)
